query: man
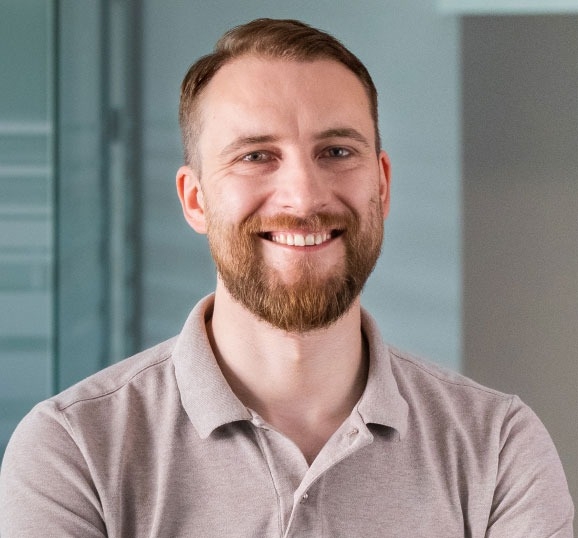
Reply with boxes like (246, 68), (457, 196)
(0, 18), (573, 537)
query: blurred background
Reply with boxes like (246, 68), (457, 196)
(1, 0), (576, 518)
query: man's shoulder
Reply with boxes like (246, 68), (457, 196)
(386, 345), (514, 409)
(51, 336), (179, 412)
(362, 307), (511, 405)
(384, 344), (530, 461)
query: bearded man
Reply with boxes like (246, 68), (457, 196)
(0, 18), (573, 538)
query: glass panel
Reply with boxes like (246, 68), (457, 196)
(55, 0), (139, 386)
(0, 0), (53, 457)
(55, 0), (109, 390)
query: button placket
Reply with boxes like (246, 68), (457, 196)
(249, 413), (310, 536)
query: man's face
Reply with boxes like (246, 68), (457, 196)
(178, 56), (390, 331)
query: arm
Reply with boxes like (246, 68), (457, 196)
(0, 402), (107, 537)
(486, 396), (574, 537)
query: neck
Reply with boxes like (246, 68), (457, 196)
(207, 280), (368, 463)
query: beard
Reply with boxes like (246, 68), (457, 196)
(205, 201), (383, 332)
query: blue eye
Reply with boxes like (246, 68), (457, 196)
(326, 147), (351, 158)
(242, 151), (269, 162)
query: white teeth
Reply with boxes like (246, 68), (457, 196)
(294, 234), (305, 247)
(268, 232), (332, 246)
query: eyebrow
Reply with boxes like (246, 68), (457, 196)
(314, 128), (371, 148)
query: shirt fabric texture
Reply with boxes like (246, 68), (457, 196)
(0, 294), (574, 537)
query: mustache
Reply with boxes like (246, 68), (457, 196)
(240, 211), (358, 234)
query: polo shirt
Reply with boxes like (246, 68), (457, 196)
(0, 294), (573, 537)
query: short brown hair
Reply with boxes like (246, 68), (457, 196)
(179, 18), (380, 167)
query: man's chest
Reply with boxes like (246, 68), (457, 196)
(96, 423), (494, 538)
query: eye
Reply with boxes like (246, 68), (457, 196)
(323, 146), (352, 158)
(241, 151), (272, 162)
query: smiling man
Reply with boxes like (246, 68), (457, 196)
(178, 55), (388, 335)
(0, 18), (573, 538)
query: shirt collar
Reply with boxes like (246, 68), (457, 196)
(172, 294), (252, 439)
(173, 294), (408, 440)
(357, 309), (409, 439)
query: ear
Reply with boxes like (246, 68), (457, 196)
(176, 165), (207, 234)
(378, 150), (391, 219)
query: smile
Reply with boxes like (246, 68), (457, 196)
(260, 230), (342, 247)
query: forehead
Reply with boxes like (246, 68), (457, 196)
(196, 56), (374, 148)
(204, 55), (367, 95)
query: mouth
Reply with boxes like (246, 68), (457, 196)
(259, 229), (343, 247)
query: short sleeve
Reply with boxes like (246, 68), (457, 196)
(486, 396), (574, 537)
(0, 401), (107, 537)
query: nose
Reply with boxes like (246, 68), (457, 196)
(272, 154), (331, 215)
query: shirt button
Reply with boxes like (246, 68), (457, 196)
(300, 492), (309, 503)
(348, 427), (359, 436)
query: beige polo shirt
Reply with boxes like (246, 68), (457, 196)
(0, 295), (573, 537)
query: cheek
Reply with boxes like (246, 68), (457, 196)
(210, 181), (269, 221)
(203, 188), (245, 224)
(346, 183), (381, 215)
